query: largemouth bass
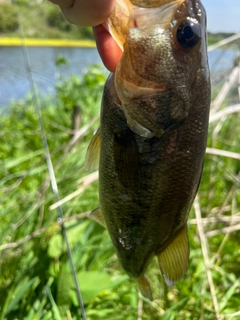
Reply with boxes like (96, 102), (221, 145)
(85, 0), (210, 299)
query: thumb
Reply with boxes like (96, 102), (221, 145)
(93, 24), (122, 72)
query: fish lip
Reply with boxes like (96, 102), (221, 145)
(127, 0), (185, 32)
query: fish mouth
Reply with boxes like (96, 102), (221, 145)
(131, 0), (184, 8)
(107, 0), (185, 50)
(129, 0), (185, 32)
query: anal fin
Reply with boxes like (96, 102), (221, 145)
(157, 224), (189, 286)
(84, 128), (100, 172)
(88, 207), (106, 228)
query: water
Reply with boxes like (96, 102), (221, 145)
(208, 48), (238, 72)
(0, 46), (104, 108)
(0, 45), (239, 108)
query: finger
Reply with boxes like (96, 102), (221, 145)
(93, 25), (122, 72)
(58, 0), (116, 26)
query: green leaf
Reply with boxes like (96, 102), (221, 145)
(72, 271), (112, 305)
(162, 297), (189, 320)
(46, 286), (63, 320)
(47, 234), (63, 258)
(55, 54), (69, 67)
(4, 150), (43, 170)
(219, 279), (240, 312)
(56, 263), (74, 316)
(4, 277), (39, 315)
(65, 221), (89, 247)
(110, 275), (129, 288)
(56, 263), (112, 309)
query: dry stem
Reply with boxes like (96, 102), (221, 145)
(194, 196), (221, 320)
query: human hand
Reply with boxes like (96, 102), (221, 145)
(93, 24), (122, 72)
(49, 0), (122, 72)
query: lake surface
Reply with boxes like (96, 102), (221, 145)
(0, 46), (104, 108)
(0, 45), (239, 108)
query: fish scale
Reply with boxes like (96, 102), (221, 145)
(85, 0), (210, 299)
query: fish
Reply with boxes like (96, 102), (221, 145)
(85, 0), (211, 300)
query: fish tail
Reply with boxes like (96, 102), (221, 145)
(136, 275), (153, 301)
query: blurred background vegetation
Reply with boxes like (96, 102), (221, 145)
(1, 58), (240, 319)
(0, 0), (94, 39)
(0, 0), (240, 319)
(0, 0), (238, 45)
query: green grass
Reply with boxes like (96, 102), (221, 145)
(0, 61), (240, 319)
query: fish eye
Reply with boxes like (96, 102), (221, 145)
(176, 20), (201, 48)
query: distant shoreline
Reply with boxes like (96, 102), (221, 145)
(0, 38), (96, 47)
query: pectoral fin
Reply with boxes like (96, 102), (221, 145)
(88, 207), (106, 228)
(157, 224), (189, 286)
(124, 108), (154, 138)
(84, 128), (100, 172)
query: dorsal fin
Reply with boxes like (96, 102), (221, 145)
(84, 128), (100, 172)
